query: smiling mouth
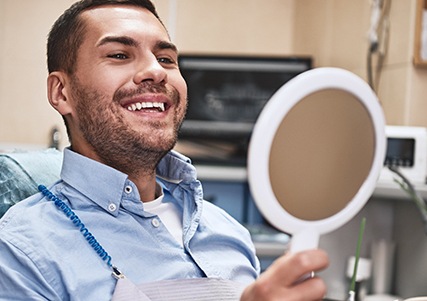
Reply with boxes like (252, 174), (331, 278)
(127, 102), (166, 112)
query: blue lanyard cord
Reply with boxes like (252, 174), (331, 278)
(38, 184), (114, 269)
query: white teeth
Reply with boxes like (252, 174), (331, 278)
(127, 102), (165, 112)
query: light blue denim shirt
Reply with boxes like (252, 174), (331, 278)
(0, 148), (259, 301)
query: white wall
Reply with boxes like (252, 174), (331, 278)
(0, 0), (295, 149)
(0, 0), (77, 149)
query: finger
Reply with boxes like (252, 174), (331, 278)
(268, 249), (329, 286)
(290, 249), (329, 283)
(241, 276), (327, 301)
(286, 276), (328, 301)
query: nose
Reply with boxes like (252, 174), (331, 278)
(133, 54), (167, 85)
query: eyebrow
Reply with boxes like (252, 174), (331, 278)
(96, 36), (178, 53)
(155, 40), (178, 53)
(97, 36), (139, 47)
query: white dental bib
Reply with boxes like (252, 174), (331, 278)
(111, 277), (246, 301)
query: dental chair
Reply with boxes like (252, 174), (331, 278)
(0, 148), (62, 218)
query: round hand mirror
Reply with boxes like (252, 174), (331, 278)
(248, 67), (386, 253)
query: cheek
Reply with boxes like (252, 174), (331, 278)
(177, 82), (188, 116)
(98, 71), (126, 93)
(83, 67), (126, 94)
(180, 78), (188, 98)
(171, 71), (187, 99)
(176, 77), (188, 107)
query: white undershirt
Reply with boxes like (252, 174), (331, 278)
(143, 187), (183, 246)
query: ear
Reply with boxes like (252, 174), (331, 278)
(47, 71), (73, 116)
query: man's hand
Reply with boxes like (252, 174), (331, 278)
(241, 249), (329, 301)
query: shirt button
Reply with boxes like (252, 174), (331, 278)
(151, 218), (160, 228)
(108, 203), (117, 212)
(124, 185), (132, 194)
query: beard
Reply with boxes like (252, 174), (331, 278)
(69, 76), (186, 177)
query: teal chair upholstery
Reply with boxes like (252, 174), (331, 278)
(0, 148), (62, 218)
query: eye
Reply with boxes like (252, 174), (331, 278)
(108, 53), (128, 60)
(158, 57), (176, 65)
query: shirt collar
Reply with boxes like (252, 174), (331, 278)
(155, 150), (197, 184)
(60, 148), (129, 215)
(60, 148), (198, 215)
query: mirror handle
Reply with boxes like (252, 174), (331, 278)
(290, 228), (320, 253)
(290, 229), (320, 284)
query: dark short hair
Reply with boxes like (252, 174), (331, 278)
(47, 0), (162, 74)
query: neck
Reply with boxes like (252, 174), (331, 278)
(128, 171), (159, 202)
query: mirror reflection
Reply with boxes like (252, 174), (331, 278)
(269, 89), (375, 221)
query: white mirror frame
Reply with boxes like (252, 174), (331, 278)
(248, 67), (386, 252)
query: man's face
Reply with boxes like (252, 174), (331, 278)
(65, 5), (188, 173)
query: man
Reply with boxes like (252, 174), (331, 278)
(0, 0), (328, 300)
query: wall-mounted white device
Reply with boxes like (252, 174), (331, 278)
(379, 125), (427, 185)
